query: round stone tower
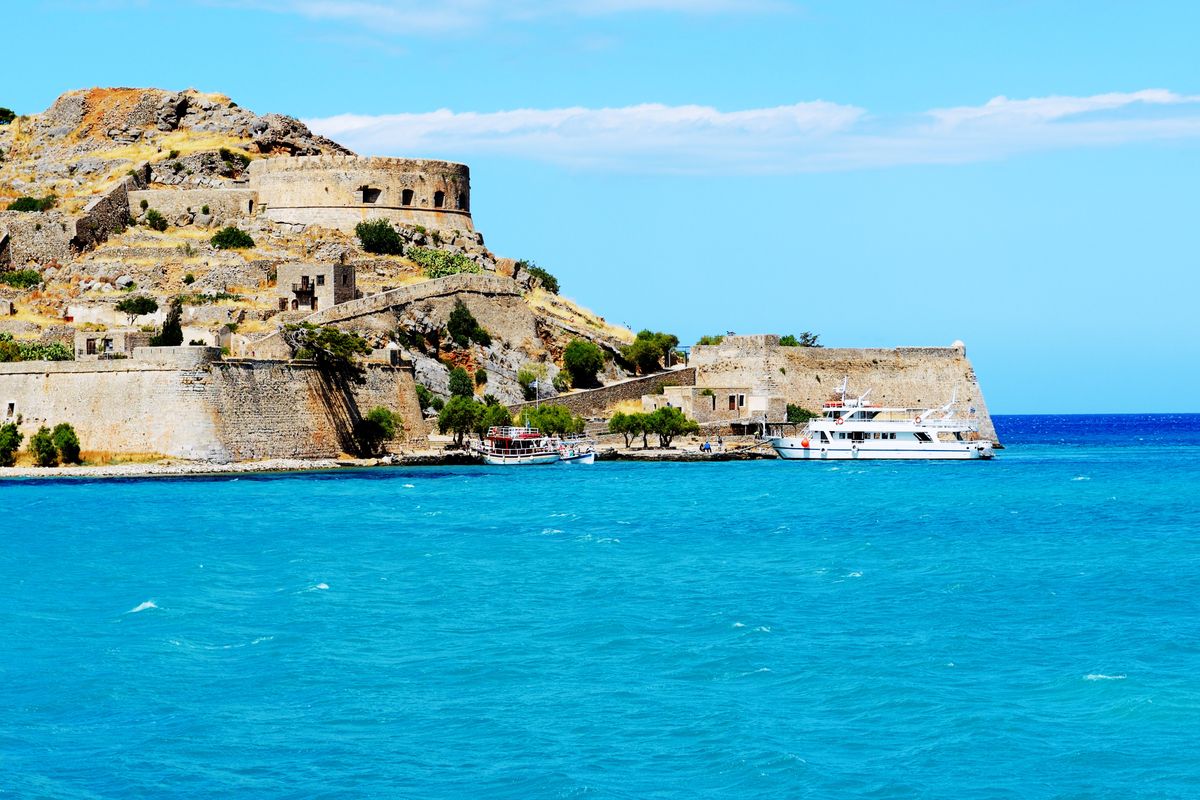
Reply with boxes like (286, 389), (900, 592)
(247, 155), (473, 233)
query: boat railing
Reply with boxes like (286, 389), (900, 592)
(488, 426), (543, 438)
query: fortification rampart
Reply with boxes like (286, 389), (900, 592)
(0, 355), (423, 462)
(690, 336), (999, 443)
(128, 188), (256, 226)
(247, 155), (473, 233)
(508, 369), (698, 417)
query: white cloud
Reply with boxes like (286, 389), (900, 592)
(305, 90), (1200, 174)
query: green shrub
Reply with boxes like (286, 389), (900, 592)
(519, 404), (585, 436)
(7, 195), (56, 212)
(446, 299), (491, 347)
(145, 209), (168, 231)
(786, 404), (818, 423)
(552, 370), (571, 392)
(283, 322), (371, 368)
(474, 402), (512, 440)
(183, 273), (196, 285)
(51, 423), (81, 464)
(355, 219), (404, 255)
(139, 198), (149, 211)
(779, 332), (821, 347)
(218, 147), (251, 169)
(357, 406), (402, 454)
(562, 338), (604, 387)
(171, 161), (184, 174)
(621, 330), (680, 375)
(408, 247), (481, 279)
(0, 269), (42, 289)
(448, 366), (474, 398)
(0, 422), (22, 466)
(437, 396), (482, 447)
(430, 396), (445, 411)
(168, 149), (180, 159)
(415, 383), (435, 411)
(177, 291), (243, 305)
(474, 368), (487, 385)
(29, 426), (58, 467)
(518, 261), (559, 294)
(696, 334), (724, 346)
(201, 204), (210, 215)
(0, 107), (15, 125)
(516, 363), (548, 401)
(210, 226), (254, 249)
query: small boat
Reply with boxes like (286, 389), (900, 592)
(769, 379), (994, 461)
(556, 436), (597, 464)
(475, 426), (561, 465)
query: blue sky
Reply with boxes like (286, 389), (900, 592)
(8, 1), (1200, 412)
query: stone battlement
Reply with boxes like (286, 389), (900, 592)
(247, 155), (469, 175)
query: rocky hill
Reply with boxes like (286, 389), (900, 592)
(0, 88), (633, 408)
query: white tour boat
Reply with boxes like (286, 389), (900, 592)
(475, 426), (562, 465)
(769, 379), (994, 461)
(556, 436), (597, 465)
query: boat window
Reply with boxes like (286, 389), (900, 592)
(914, 432), (932, 442)
(838, 432), (846, 440)
(819, 431), (829, 442)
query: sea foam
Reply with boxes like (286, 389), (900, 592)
(126, 601), (157, 614)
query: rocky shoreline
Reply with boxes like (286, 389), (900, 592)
(0, 446), (778, 479)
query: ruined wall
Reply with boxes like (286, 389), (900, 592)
(690, 335), (999, 443)
(0, 212), (74, 267)
(248, 155), (474, 233)
(0, 351), (424, 462)
(128, 188), (256, 226)
(509, 368), (697, 417)
(73, 178), (132, 250)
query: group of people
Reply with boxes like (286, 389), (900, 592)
(699, 436), (724, 454)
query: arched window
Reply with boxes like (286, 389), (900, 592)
(401, 189), (414, 206)
(359, 186), (381, 204)
(456, 192), (468, 211)
(433, 190), (445, 208)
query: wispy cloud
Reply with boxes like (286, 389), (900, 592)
(305, 90), (1200, 174)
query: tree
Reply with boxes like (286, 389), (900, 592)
(563, 338), (604, 387)
(0, 107), (15, 125)
(520, 404), (584, 436)
(780, 332), (821, 347)
(151, 298), (183, 346)
(448, 366), (474, 397)
(787, 404), (818, 423)
(647, 406), (699, 449)
(622, 329), (680, 375)
(211, 226), (254, 249)
(115, 295), (158, 325)
(517, 363), (548, 401)
(438, 396), (482, 448)
(474, 402), (513, 441)
(608, 411), (642, 449)
(0, 423), (22, 466)
(517, 260), (559, 294)
(29, 426), (58, 467)
(552, 370), (571, 392)
(51, 423), (81, 464)
(447, 299), (491, 347)
(415, 383), (435, 412)
(355, 219), (403, 255)
(283, 323), (372, 369)
(357, 407), (402, 455)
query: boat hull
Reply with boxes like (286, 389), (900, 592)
(558, 452), (596, 464)
(771, 439), (993, 460)
(481, 452), (561, 466)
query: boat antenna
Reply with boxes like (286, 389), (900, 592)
(837, 376), (848, 403)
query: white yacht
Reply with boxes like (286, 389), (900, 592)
(769, 379), (994, 461)
(475, 426), (562, 465)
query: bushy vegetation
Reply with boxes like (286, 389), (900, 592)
(696, 334), (724, 346)
(518, 260), (559, 294)
(446, 299), (491, 348)
(177, 291), (243, 305)
(474, 400), (512, 440)
(562, 338), (604, 387)
(408, 247), (481, 279)
(115, 295), (158, 324)
(552, 370), (572, 392)
(516, 363), (548, 401)
(51, 423), (81, 464)
(415, 383), (435, 412)
(355, 219), (404, 255)
(779, 332), (821, 347)
(621, 329), (680, 375)
(519, 404), (585, 436)
(211, 226), (254, 250)
(0, 107), (15, 125)
(145, 209), (168, 231)
(608, 408), (698, 448)
(786, 404), (818, 423)
(475, 368), (488, 386)
(183, 273), (196, 285)
(608, 411), (649, 449)
(437, 395), (482, 447)
(284, 323), (372, 368)
(0, 269), (42, 289)
(0, 422), (22, 466)
(218, 147), (251, 169)
(0, 332), (72, 362)
(151, 299), (183, 347)
(29, 426), (58, 467)
(448, 366), (474, 398)
(6, 194), (56, 212)
(357, 407), (402, 455)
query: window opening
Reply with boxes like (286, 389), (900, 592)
(433, 190), (445, 208)
(316, 275), (325, 286)
(401, 189), (415, 206)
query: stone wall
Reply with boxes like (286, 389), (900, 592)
(509, 368), (697, 417)
(0, 353), (424, 462)
(128, 188), (256, 227)
(0, 212), (74, 267)
(248, 155), (474, 233)
(690, 335), (999, 443)
(73, 178), (132, 250)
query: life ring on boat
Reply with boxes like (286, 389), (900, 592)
(800, 438), (810, 448)
(835, 418), (844, 425)
(913, 416), (921, 424)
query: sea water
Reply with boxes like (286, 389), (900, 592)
(2, 415), (1199, 798)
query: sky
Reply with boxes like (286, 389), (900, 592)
(6, 1), (1199, 412)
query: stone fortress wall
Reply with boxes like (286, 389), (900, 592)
(0, 348), (424, 462)
(127, 188), (257, 227)
(690, 335), (1000, 444)
(247, 155), (474, 233)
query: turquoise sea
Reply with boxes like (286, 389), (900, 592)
(3, 414), (1199, 798)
